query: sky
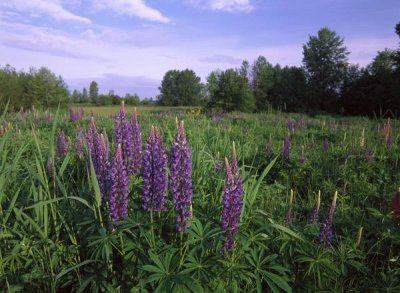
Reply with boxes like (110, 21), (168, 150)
(0, 0), (399, 98)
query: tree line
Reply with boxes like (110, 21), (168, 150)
(158, 23), (400, 116)
(1, 23), (399, 116)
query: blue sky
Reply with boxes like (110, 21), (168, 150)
(0, 0), (399, 98)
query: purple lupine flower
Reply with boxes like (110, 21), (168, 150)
(86, 116), (100, 173)
(322, 138), (329, 152)
(299, 146), (305, 165)
(114, 101), (134, 175)
(69, 108), (79, 123)
(44, 111), (53, 124)
(287, 120), (296, 134)
(57, 131), (69, 157)
(310, 191), (321, 224)
(131, 108), (142, 175)
(285, 190), (294, 225)
(170, 121), (193, 232)
(221, 144), (244, 255)
(97, 133), (111, 201)
(266, 135), (273, 158)
(319, 192), (338, 249)
(282, 134), (291, 160)
(75, 130), (85, 159)
(142, 126), (168, 213)
(110, 144), (129, 223)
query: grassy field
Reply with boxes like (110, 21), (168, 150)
(73, 105), (194, 116)
(0, 105), (399, 292)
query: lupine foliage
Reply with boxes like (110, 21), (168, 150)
(0, 106), (400, 292)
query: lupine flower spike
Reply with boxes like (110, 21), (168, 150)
(57, 130), (69, 157)
(310, 190), (321, 224)
(319, 191), (338, 249)
(170, 121), (193, 232)
(285, 189), (294, 225)
(142, 126), (168, 213)
(97, 133), (111, 201)
(114, 101), (134, 175)
(282, 134), (290, 161)
(130, 108), (142, 175)
(110, 144), (129, 223)
(221, 143), (244, 255)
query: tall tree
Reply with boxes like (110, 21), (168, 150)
(207, 68), (255, 112)
(250, 56), (274, 111)
(89, 81), (99, 104)
(158, 69), (202, 106)
(302, 27), (349, 111)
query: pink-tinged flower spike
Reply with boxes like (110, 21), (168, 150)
(285, 189), (294, 226)
(131, 108), (142, 175)
(114, 101), (134, 175)
(221, 153), (244, 255)
(96, 133), (111, 201)
(142, 126), (168, 213)
(319, 191), (338, 249)
(282, 134), (291, 161)
(170, 121), (193, 232)
(310, 190), (321, 224)
(110, 144), (129, 223)
(57, 131), (69, 157)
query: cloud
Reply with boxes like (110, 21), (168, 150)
(0, 22), (106, 61)
(189, 0), (254, 13)
(0, 0), (91, 24)
(199, 54), (243, 65)
(94, 0), (170, 23)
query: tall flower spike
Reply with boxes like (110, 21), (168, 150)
(110, 144), (129, 223)
(282, 134), (291, 161)
(310, 190), (321, 224)
(97, 133), (111, 201)
(114, 101), (134, 175)
(323, 138), (329, 152)
(285, 189), (294, 225)
(57, 131), (69, 157)
(221, 156), (244, 255)
(319, 191), (338, 249)
(131, 108), (142, 175)
(170, 121), (193, 232)
(142, 126), (168, 213)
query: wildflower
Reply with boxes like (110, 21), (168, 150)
(287, 120), (296, 134)
(142, 126), (168, 213)
(285, 189), (294, 225)
(114, 101), (134, 175)
(75, 131), (85, 159)
(96, 133), (111, 201)
(310, 190), (321, 224)
(56, 131), (69, 157)
(282, 134), (291, 160)
(110, 144), (129, 223)
(221, 143), (244, 255)
(319, 191), (338, 249)
(131, 108), (142, 175)
(170, 121), (193, 232)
